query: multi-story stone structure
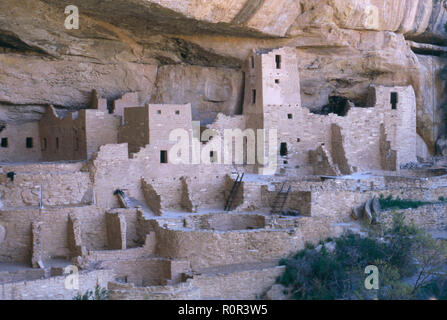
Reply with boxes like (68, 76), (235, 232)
(1, 47), (417, 175)
(0, 48), (434, 301)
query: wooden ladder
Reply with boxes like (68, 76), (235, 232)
(270, 183), (291, 214)
(224, 173), (244, 211)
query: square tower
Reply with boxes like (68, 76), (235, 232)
(243, 47), (301, 116)
(242, 47), (302, 175)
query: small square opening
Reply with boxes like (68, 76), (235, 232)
(1, 137), (8, 148)
(26, 137), (33, 149)
(288, 114), (293, 119)
(275, 79), (280, 84)
(175, 110), (180, 115)
(157, 110), (162, 114)
(160, 150), (168, 163)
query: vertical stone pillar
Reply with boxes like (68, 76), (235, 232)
(31, 221), (44, 269)
(67, 214), (86, 258)
(106, 212), (127, 250)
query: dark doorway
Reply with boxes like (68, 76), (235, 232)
(1, 137), (7, 148)
(160, 150), (168, 163)
(107, 99), (114, 114)
(280, 142), (288, 156)
(391, 92), (398, 110)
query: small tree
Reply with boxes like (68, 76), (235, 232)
(73, 285), (110, 300)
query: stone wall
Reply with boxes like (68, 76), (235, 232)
(90, 143), (230, 211)
(0, 268), (46, 285)
(183, 213), (266, 231)
(0, 169), (92, 208)
(0, 122), (41, 163)
(153, 225), (303, 270)
(0, 206), (108, 264)
(191, 265), (285, 300)
(39, 107), (120, 162)
(0, 269), (115, 300)
(108, 280), (200, 300)
(381, 204), (447, 231)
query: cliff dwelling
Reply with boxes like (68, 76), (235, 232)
(2, 46), (445, 301)
(1, 0), (447, 302)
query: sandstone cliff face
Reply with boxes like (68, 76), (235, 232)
(0, 0), (447, 154)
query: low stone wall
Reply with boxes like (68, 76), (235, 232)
(191, 265), (285, 300)
(380, 204), (447, 231)
(154, 226), (302, 270)
(108, 280), (200, 300)
(0, 268), (46, 285)
(0, 205), (108, 264)
(183, 213), (266, 231)
(0, 269), (115, 300)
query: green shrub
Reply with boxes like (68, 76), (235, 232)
(73, 285), (110, 300)
(277, 212), (447, 300)
(418, 278), (447, 300)
(379, 194), (431, 210)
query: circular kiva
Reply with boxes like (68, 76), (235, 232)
(0, 225), (5, 245)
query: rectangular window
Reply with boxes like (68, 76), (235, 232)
(252, 89), (256, 104)
(1, 137), (7, 148)
(391, 92), (398, 110)
(56, 137), (59, 150)
(275, 55), (282, 69)
(160, 150), (168, 163)
(26, 137), (33, 149)
(250, 56), (254, 68)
